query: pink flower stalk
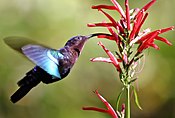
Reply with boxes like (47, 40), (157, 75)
(82, 90), (120, 118)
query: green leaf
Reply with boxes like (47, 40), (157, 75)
(116, 88), (125, 111)
(131, 85), (143, 110)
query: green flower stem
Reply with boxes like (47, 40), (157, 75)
(126, 84), (130, 118)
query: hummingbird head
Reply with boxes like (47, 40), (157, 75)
(64, 34), (95, 55)
(65, 33), (111, 55)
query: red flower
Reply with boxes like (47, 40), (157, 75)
(137, 26), (174, 53)
(82, 90), (119, 118)
(85, 1), (173, 117)
(92, 5), (118, 10)
(130, 0), (157, 40)
(91, 42), (121, 73)
(88, 0), (173, 53)
(91, 57), (113, 63)
(110, 0), (125, 18)
(125, 0), (130, 30)
(85, 0), (174, 117)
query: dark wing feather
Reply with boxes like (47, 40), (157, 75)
(3, 36), (43, 54)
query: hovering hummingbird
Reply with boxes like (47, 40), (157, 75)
(4, 33), (110, 103)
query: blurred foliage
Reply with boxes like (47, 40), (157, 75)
(0, 0), (174, 118)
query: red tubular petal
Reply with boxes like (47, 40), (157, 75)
(137, 30), (158, 43)
(117, 59), (123, 62)
(155, 36), (172, 46)
(90, 57), (113, 63)
(95, 90), (109, 106)
(136, 10), (144, 25)
(98, 9), (118, 27)
(87, 23), (114, 27)
(97, 35), (115, 40)
(130, 10), (144, 40)
(116, 22), (125, 34)
(149, 43), (160, 50)
(129, 21), (137, 40)
(146, 30), (159, 42)
(138, 26), (174, 44)
(82, 90), (118, 118)
(141, 0), (156, 12)
(138, 44), (149, 53)
(87, 21), (117, 41)
(125, 0), (130, 30)
(98, 42), (121, 72)
(121, 104), (125, 114)
(130, 11), (144, 40)
(159, 26), (174, 34)
(87, 23), (96, 27)
(138, 31), (159, 52)
(94, 90), (118, 118)
(107, 27), (119, 43)
(120, 104), (125, 118)
(120, 19), (127, 29)
(82, 107), (108, 113)
(133, 9), (144, 29)
(92, 5), (118, 10)
(133, 0), (156, 32)
(132, 0), (156, 37)
(111, 0), (126, 18)
(135, 12), (149, 35)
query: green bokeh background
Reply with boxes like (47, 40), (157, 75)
(0, 0), (174, 118)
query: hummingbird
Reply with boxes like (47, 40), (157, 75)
(4, 33), (110, 103)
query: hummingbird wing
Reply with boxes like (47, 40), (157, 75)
(3, 36), (46, 54)
(22, 44), (64, 78)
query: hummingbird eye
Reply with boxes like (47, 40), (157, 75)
(76, 36), (82, 40)
(65, 36), (84, 47)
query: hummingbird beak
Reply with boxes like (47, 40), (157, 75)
(85, 33), (112, 39)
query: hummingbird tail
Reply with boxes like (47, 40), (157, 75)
(10, 66), (42, 103)
(17, 70), (41, 87)
(11, 85), (33, 103)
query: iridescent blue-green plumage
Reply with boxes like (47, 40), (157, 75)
(22, 45), (64, 79)
(4, 33), (109, 103)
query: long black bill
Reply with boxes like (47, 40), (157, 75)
(86, 33), (112, 39)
